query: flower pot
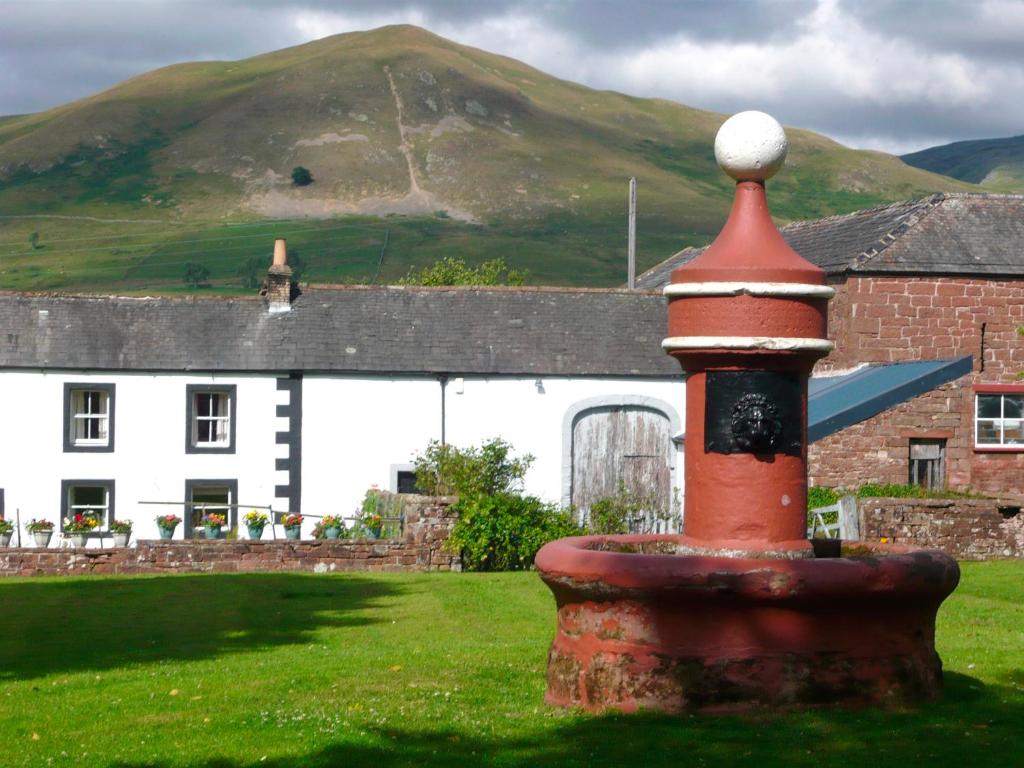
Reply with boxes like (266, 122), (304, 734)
(68, 533), (88, 547)
(284, 526), (301, 541)
(112, 532), (130, 547)
(33, 531), (53, 548)
(325, 526), (341, 540)
(0, 532), (11, 547)
(158, 526), (175, 540)
(247, 525), (264, 541)
(204, 526), (222, 540)
(368, 527), (382, 540)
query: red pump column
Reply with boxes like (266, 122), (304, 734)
(664, 112), (833, 558)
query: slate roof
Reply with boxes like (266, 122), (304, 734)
(636, 193), (1024, 289)
(0, 286), (680, 377)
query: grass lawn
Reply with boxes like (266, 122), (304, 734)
(0, 562), (1020, 767)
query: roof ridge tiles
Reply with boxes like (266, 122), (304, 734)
(847, 194), (947, 272)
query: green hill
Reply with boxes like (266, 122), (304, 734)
(0, 25), (978, 293)
(901, 135), (1024, 192)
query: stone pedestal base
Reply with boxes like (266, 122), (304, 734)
(536, 536), (959, 713)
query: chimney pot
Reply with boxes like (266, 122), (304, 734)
(273, 238), (288, 266)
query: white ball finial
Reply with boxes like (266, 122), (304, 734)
(714, 111), (788, 182)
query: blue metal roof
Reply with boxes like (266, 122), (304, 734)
(809, 356), (973, 442)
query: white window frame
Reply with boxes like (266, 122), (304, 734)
(71, 390), (109, 445)
(60, 479), (115, 532)
(63, 383), (115, 452)
(975, 392), (1024, 447)
(186, 385), (236, 454)
(194, 392), (231, 446)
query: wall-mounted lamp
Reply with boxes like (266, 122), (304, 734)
(534, 378), (545, 394)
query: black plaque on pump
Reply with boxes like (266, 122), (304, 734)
(705, 371), (802, 455)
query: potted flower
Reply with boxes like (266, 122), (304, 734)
(282, 513), (303, 541)
(200, 512), (227, 540)
(0, 519), (13, 547)
(63, 513), (99, 547)
(156, 514), (181, 540)
(322, 514), (344, 540)
(243, 510), (268, 541)
(110, 519), (132, 547)
(26, 519), (55, 548)
(361, 511), (384, 539)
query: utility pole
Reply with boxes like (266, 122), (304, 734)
(627, 176), (637, 289)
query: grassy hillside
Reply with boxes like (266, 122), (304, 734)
(902, 135), (1024, 192)
(0, 25), (978, 293)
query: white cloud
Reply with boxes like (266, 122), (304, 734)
(2, 0), (1023, 153)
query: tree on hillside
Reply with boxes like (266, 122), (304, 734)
(291, 166), (313, 186)
(183, 261), (210, 289)
(399, 256), (527, 286)
(237, 256), (262, 289)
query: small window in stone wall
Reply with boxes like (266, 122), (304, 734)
(909, 439), (945, 490)
(396, 471), (421, 494)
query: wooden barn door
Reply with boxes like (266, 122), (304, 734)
(571, 405), (673, 528)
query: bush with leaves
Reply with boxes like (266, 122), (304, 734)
(413, 437), (577, 571)
(183, 261), (210, 288)
(414, 438), (532, 498)
(447, 492), (580, 571)
(587, 482), (673, 535)
(291, 166), (313, 186)
(399, 256), (527, 287)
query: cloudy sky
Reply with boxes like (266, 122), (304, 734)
(2, 0), (1022, 154)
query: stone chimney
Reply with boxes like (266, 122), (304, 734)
(262, 238), (293, 312)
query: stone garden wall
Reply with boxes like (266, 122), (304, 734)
(860, 497), (1024, 560)
(0, 496), (460, 577)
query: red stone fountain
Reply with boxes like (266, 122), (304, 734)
(536, 112), (959, 713)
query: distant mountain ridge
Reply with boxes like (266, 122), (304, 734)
(0, 25), (980, 293)
(902, 135), (1024, 192)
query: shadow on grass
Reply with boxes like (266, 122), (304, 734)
(111, 671), (1024, 768)
(0, 573), (400, 681)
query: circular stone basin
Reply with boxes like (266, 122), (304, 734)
(536, 534), (960, 714)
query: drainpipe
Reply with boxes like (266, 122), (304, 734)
(438, 375), (448, 445)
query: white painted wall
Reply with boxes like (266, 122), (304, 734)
(301, 374), (684, 513)
(0, 370), (685, 547)
(444, 377), (685, 506)
(301, 375), (441, 518)
(0, 371), (283, 545)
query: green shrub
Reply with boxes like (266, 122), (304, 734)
(399, 256), (527, 286)
(587, 482), (674, 535)
(807, 486), (840, 510)
(414, 438), (532, 498)
(415, 438), (577, 571)
(446, 492), (581, 571)
(291, 166), (313, 186)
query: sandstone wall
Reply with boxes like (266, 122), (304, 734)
(0, 496), (460, 577)
(859, 497), (1024, 560)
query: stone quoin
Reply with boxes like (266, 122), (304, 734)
(536, 111), (960, 713)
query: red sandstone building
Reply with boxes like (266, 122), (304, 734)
(639, 192), (1024, 496)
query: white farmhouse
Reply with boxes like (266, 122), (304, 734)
(0, 248), (685, 544)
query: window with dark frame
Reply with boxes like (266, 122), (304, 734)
(909, 439), (946, 490)
(60, 480), (115, 531)
(185, 385), (236, 453)
(396, 471), (421, 494)
(63, 383), (115, 452)
(184, 479), (238, 536)
(976, 392), (1024, 447)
